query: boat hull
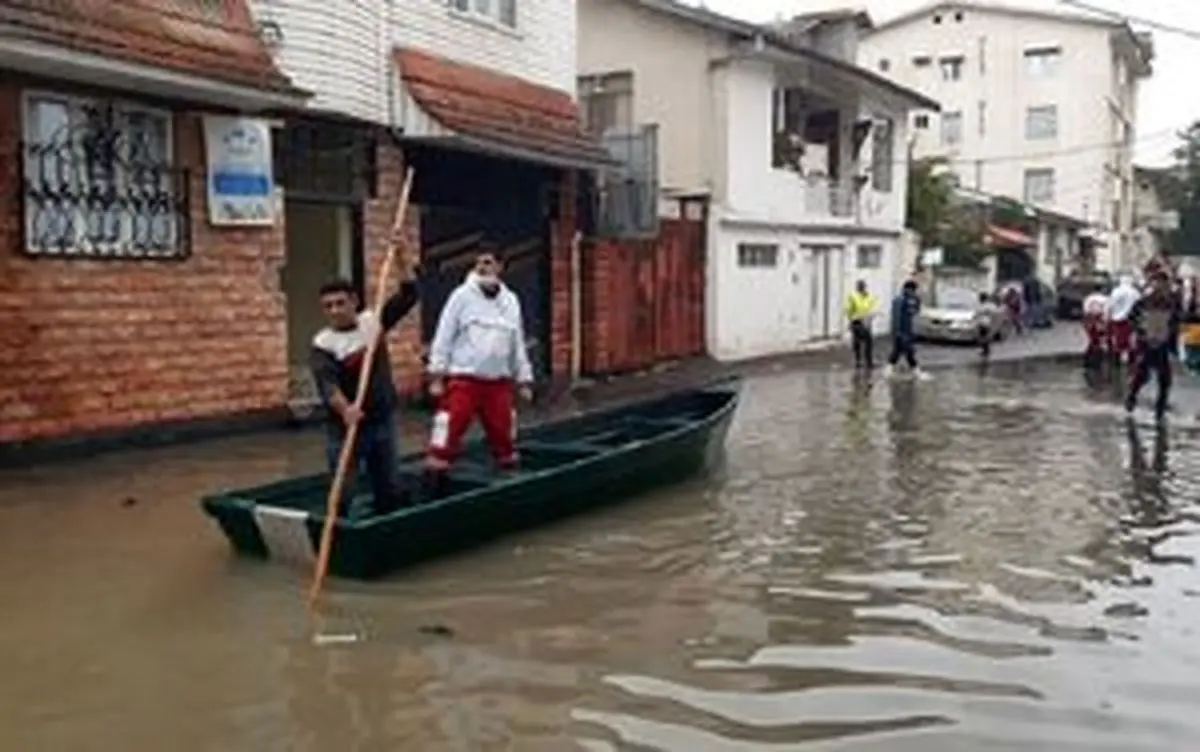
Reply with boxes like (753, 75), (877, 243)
(201, 378), (741, 580)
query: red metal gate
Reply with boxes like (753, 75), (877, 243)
(581, 198), (707, 375)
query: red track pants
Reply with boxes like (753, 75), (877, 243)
(426, 376), (516, 469)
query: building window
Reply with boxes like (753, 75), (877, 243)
(913, 55), (932, 68)
(577, 72), (633, 135)
(737, 242), (778, 268)
(1025, 105), (1058, 140)
(857, 245), (883, 269)
(1024, 168), (1056, 204)
(939, 56), (965, 81)
(21, 92), (187, 258)
(913, 113), (930, 129)
(941, 111), (963, 146)
(933, 14), (942, 24)
(1024, 46), (1061, 78)
(447, 0), (516, 28)
(978, 36), (987, 74)
(879, 58), (890, 72)
(871, 118), (894, 192)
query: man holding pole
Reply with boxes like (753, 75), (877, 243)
(310, 272), (420, 517)
(424, 247), (534, 485)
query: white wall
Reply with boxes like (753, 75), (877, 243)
(577, 0), (723, 194)
(250, 0), (577, 125)
(395, 0), (576, 94)
(251, 0), (388, 122)
(861, 7), (1144, 270)
(707, 224), (899, 361)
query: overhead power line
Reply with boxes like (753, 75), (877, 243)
(1058, 0), (1200, 41)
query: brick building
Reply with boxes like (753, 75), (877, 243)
(0, 0), (312, 451)
(0, 0), (614, 457)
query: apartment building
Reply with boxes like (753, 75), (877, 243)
(860, 0), (1154, 273)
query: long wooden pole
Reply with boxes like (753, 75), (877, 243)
(308, 167), (416, 607)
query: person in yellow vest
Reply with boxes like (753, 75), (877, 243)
(845, 280), (879, 369)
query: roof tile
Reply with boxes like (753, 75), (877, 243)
(0, 0), (297, 93)
(395, 47), (611, 166)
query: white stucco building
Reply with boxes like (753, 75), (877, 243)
(577, 0), (935, 362)
(859, 0), (1154, 274)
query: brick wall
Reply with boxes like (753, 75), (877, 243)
(549, 170), (578, 378)
(0, 83), (287, 444)
(362, 138), (424, 396)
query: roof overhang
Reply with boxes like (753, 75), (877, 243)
(393, 47), (620, 172)
(733, 36), (940, 113)
(0, 32), (311, 112)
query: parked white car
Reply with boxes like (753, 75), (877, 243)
(915, 286), (1011, 344)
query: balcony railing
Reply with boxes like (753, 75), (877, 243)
(802, 179), (857, 219)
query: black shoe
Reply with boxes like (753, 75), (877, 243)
(1124, 394), (1137, 413)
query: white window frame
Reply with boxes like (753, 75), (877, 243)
(447, 0), (517, 30)
(1023, 45), (1061, 78)
(1023, 168), (1056, 205)
(21, 90), (179, 258)
(1024, 104), (1058, 140)
(941, 110), (963, 146)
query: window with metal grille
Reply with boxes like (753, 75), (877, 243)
(20, 92), (188, 259)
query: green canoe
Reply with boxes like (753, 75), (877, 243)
(200, 377), (742, 580)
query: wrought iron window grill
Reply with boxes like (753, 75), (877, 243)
(19, 96), (190, 260)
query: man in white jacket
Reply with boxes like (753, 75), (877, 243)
(1106, 275), (1140, 363)
(425, 249), (534, 475)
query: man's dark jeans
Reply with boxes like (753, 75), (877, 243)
(324, 416), (400, 516)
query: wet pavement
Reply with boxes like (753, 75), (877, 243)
(5, 354), (1200, 750)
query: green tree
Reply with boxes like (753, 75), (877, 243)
(906, 157), (987, 268)
(1168, 122), (1200, 255)
(905, 157), (954, 243)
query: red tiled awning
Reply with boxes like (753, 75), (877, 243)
(0, 0), (307, 106)
(394, 47), (618, 171)
(984, 224), (1035, 247)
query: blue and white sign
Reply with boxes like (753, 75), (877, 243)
(203, 115), (276, 227)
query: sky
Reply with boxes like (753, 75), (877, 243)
(684, 0), (1198, 167)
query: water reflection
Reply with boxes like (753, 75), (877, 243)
(1, 363), (1200, 750)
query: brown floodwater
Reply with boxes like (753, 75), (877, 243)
(3, 362), (1200, 751)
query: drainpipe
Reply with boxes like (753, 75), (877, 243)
(570, 230), (583, 383)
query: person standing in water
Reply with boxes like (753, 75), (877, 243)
(884, 280), (931, 380)
(1125, 269), (1181, 419)
(974, 292), (1002, 361)
(845, 280), (878, 370)
(1106, 275), (1140, 365)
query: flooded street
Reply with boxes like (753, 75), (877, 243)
(5, 360), (1200, 751)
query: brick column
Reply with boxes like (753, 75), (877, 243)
(549, 170), (578, 379)
(362, 137), (423, 396)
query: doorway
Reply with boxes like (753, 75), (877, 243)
(802, 244), (847, 340)
(282, 201), (354, 405)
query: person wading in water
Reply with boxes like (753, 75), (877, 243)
(884, 280), (931, 381)
(1125, 268), (1181, 419)
(845, 280), (878, 370)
